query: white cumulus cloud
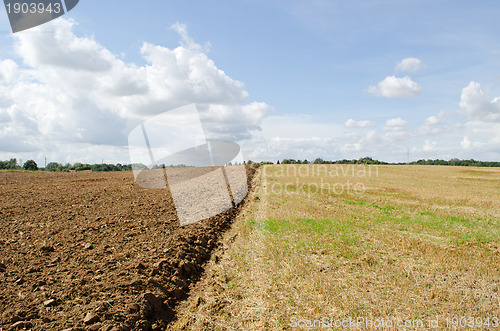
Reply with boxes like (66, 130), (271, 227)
(423, 139), (437, 151)
(395, 57), (423, 73)
(459, 81), (500, 122)
(345, 119), (376, 128)
(367, 75), (422, 99)
(0, 60), (19, 83)
(0, 19), (270, 163)
(423, 115), (441, 126)
(384, 117), (408, 130)
(461, 136), (471, 149)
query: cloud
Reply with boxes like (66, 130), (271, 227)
(0, 19), (270, 163)
(461, 136), (471, 149)
(423, 139), (437, 151)
(241, 114), (344, 160)
(461, 120), (500, 154)
(367, 75), (422, 98)
(459, 81), (500, 122)
(2, 20), (499, 165)
(246, 113), (414, 162)
(244, 89), (500, 162)
(395, 57), (423, 73)
(14, 20), (115, 71)
(423, 115), (441, 126)
(0, 60), (19, 83)
(345, 118), (376, 128)
(200, 102), (271, 140)
(244, 109), (499, 163)
(0, 105), (41, 152)
(413, 111), (450, 135)
(137, 39), (248, 112)
(384, 117), (408, 130)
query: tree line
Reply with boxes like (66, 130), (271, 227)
(248, 157), (499, 167)
(1, 157), (498, 172)
(409, 158), (500, 167)
(246, 157), (387, 165)
(0, 158), (136, 172)
(275, 157), (389, 165)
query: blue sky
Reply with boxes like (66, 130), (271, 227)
(0, 0), (499, 165)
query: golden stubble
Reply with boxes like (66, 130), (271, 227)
(172, 165), (500, 330)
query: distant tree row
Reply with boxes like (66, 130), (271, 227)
(44, 162), (135, 172)
(1, 157), (498, 172)
(0, 158), (39, 171)
(243, 160), (272, 165)
(279, 157), (388, 165)
(249, 157), (499, 167)
(0, 158), (138, 172)
(409, 158), (500, 167)
(0, 158), (21, 170)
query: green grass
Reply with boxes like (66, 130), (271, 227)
(342, 197), (500, 245)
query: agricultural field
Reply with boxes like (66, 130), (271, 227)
(173, 165), (500, 330)
(0, 167), (256, 330)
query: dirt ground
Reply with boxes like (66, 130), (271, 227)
(0, 166), (257, 331)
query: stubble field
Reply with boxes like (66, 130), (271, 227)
(173, 165), (500, 330)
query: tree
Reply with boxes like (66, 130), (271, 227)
(46, 162), (61, 172)
(74, 163), (91, 171)
(0, 158), (19, 170)
(23, 160), (38, 171)
(357, 157), (374, 164)
(9, 158), (18, 169)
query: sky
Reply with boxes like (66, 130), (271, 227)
(0, 0), (499, 166)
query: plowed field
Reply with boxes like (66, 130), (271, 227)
(0, 166), (257, 330)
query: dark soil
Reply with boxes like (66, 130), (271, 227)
(0, 166), (257, 330)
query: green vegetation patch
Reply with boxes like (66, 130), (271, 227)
(246, 217), (363, 259)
